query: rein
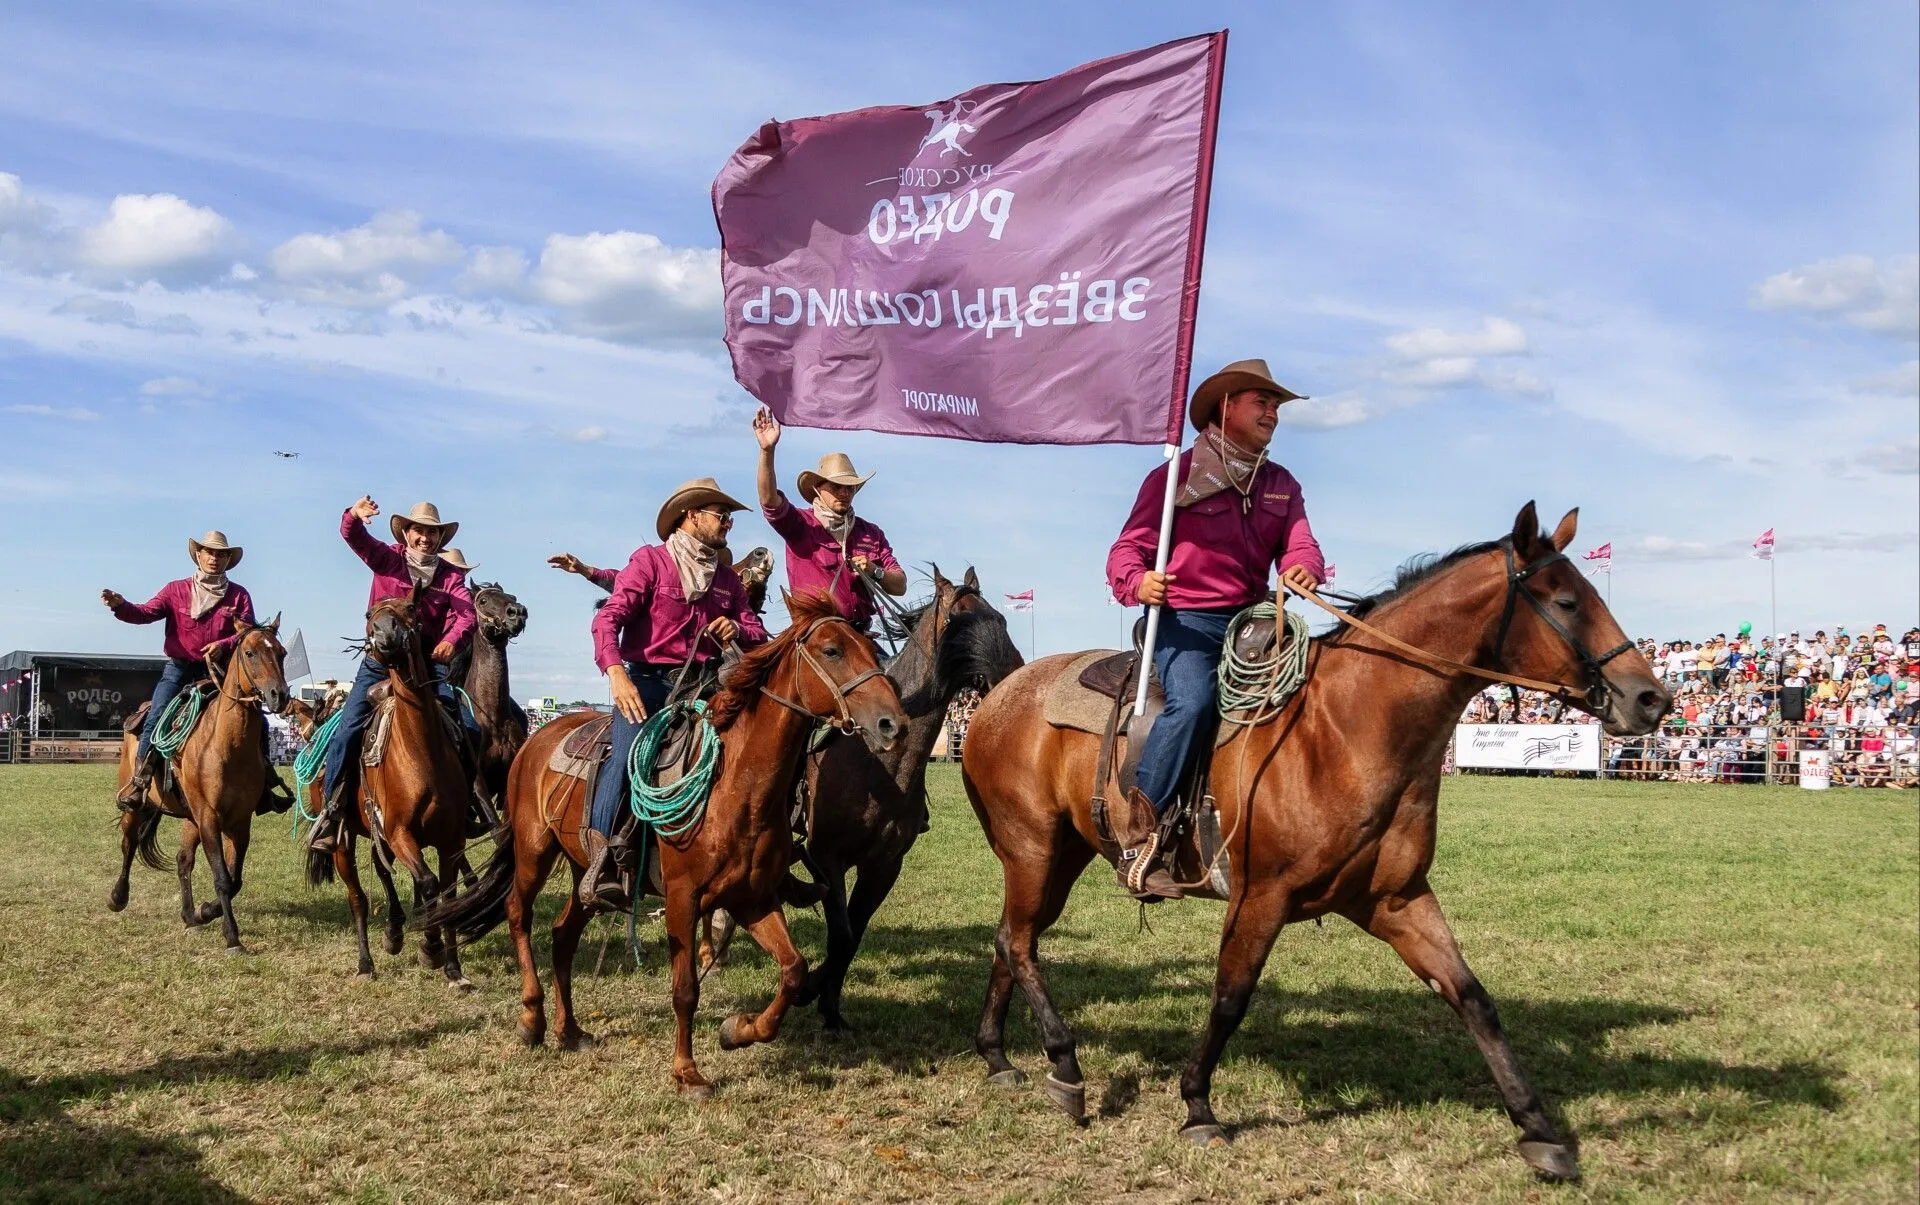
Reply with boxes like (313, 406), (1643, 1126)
(1290, 541), (1634, 712)
(756, 616), (889, 734)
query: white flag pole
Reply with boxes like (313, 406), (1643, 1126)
(1133, 442), (1183, 717)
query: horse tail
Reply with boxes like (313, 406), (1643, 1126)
(305, 844), (336, 887)
(412, 823), (514, 942)
(132, 804), (167, 873)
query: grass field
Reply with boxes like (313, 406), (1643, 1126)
(1, 765), (1914, 1203)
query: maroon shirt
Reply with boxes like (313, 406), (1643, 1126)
(762, 494), (901, 629)
(111, 578), (256, 664)
(592, 544), (769, 672)
(1108, 452), (1324, 611)
(340, 509), (476, 651)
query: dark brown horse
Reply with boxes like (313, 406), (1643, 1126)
(960, 504), (1669, 1181)
(780, 567), (1024, 1029)
(418, 591), (905, 1097)
(109, 618), (290, 952)
(459, 581), (529, 812)
(308, 589), (475, 985)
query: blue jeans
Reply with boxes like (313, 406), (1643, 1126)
(322, 656), (472, 794)
(136, 658), (203, 764)
(1135, 608), (1235, 814)
(588, 664), (672, 836)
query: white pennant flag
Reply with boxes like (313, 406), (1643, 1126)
(283, 628), (312, 681)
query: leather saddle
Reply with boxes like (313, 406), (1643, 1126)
(123, 681), (218, 742)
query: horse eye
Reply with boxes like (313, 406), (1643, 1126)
(1555, 596), (1577, 613)
(824, 645), (842, 659)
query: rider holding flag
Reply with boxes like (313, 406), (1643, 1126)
(1106, 360), (1325, 900)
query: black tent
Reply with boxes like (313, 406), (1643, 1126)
(0, 651), (170, 737)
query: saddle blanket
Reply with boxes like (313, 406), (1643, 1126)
(1041, 650), (1238, 750)
(361, 691), (464, 769)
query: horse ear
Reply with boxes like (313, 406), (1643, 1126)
(232, 614), (247, 633)
(930, 563), (950, 593)
(1549, 508), (1578, 553)
(267, 611), (282, 633)
(963, 566), (979, 590)
(1510, 501), (1540, 556)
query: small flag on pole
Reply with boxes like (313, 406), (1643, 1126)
(1004, 590), (1035, 613)
(284, 629), (312, 681)
(1582, 543), (1612, 573)
(1751, 529), (1775, 561)
(1323, 563), (1337, 584)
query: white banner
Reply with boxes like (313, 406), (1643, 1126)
(1454, 724), (1601, 771)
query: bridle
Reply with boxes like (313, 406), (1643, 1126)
(1292, 539), (1634, 715)
(756, 615), (891, 734)
(207, 626), (284, 709)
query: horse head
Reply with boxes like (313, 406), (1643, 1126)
(471, 582), (528, 642)
(895, 565), (1024, 715)
(229, 612), (290, 714)
(366, 593), (421, 670)
(713, 590), (905, 752)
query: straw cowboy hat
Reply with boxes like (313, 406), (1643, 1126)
(797, 452), (874, 502)
(187, 530), (243, 568)
(390, 501), (459, 543)
(1188, 359), (1305, 432)
(656, 477), (750, 541)
(438, 548), (477, 573)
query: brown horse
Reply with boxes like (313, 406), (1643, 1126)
(778, 567), (1024, 1029)
(418, 591), (905, 1097)
(109, 618), (291, 952)
(457, 581), (528, 813)
(960, 504), (1669, 1181)
(307, 589), (475, 985)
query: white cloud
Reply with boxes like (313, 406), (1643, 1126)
(77, 193), (234, 282)
(1849, 360), (1919, 396)
(269, 210), (463, 307)
(6, 403), (99, 421)
(457, 245), (529, 294)
(1847, 440), (1918, 477)
(1628, 530), (1914, 561)
(1374, 316), (1546, 397)
(1751, 254), (1919, 338)
(0, 172), (51, 232)
(1384, 316), (1529, 359)
(529, 231), (719, 343)
(560, 424), (608, 443)
(139, 375), (213, 397)
(1277, 391), (1373, 429)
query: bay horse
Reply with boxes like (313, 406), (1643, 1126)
(780, 566), (1024, 1029)
(307, 588), (474, 985)
(109, 617), (291, 953)
(417, 591), (905, 1098)
(459, 581), (529, 814)
(961, 504), (1669, 1181)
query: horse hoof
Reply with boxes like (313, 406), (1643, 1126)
(384, 934), (405, 956)
(448, 976), (475, 993)
(718, 1015), (750, 1051)
(418, 948), (446, 970)
(1181, 1124), (1231, 1149)
(224, 944), (252, 957)
(515, 1022), (544, 1048)
(677, 1080), (713, 1102)
(1044, 1073), (1086, 1124)
(106, 887), (128, 913)
(355, 969), (376, 981)
(559, 1030), (597, 1052)
(1518, 1141), (1580, 1182)
(985, 1069), (1027, 1087)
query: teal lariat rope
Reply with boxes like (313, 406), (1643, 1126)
(151, 688), (207, 762)
(290, 710), (342, 833)
(1216, 603), (1312, 728)
(627, 700), (719, 840)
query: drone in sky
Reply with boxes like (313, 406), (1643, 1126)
(272, 450), (300, 459)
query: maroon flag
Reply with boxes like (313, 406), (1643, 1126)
(714, 33), (1228, 446)
(1582, 542), (1612, 573)
(1751, 528), (1775, 561)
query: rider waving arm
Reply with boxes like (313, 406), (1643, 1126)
(593, 551), (655, 723)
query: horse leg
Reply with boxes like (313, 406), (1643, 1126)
(176, 817), (205, 927)
(981, 843), (1095, 1113)
(506, 830), (562, 1047)
(436, 845), (473, 991)
(699, 909), (736, 971)
(387, 831), (444, 969)
(794, 869), (850, 1024)
(367, 840), (407, 955)
(817, 853), (905, 1031)
(664, 886), (710, 1099)
(1353, 889), (1579, 1182)
(107, 807), (141, 912)
(1178, 881), (1291, 1146)
(549, 883), (594, 1049)
(207, 820), (249, 952)
(716, 905), (807, 1051)
(191, 810), (242, 950)
(334, 833), (377, 977)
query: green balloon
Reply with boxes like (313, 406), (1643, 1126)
(1739, 621), (1753, 636)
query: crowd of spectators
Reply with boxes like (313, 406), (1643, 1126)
(1459, 623), (1920, 788)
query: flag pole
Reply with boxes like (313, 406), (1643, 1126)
(1770, 554), (1776, 642)
(1134, 30), (1227, 718)
(1029, 599), (1037, 662)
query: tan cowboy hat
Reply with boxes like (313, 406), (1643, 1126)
(390, 501), (459, 543)
(1188, 359), (1305, 432)
(655, 477), (750, 541)
(187, 530), (243, 568)
(438, 547), (477, 573)
(796, 452), (874, 502)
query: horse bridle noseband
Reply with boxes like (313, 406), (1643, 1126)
(207, 626), (279, 708)
(757, 616), (891, 734)
(1293, 539), (1634, 716)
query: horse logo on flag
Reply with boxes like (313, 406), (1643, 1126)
(919, 101), (979, 158)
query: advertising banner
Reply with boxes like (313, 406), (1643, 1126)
(714, 33), (1227, 446)
(1454, 724), (1602, 772)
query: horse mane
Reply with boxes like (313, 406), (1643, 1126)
(707, 590), (844, 731)
(1339, 539), (1506, 621)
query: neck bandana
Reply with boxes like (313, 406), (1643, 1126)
(666, 529), (724, 602)
(1177, 426), (1267, 511)
(189, 570), (229, 620)
(811, 497), (855, 543)
(404, 548), (440, 588)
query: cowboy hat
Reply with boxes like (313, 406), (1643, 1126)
(797, 452), (874, 502)
(656, 477), (749, 541)
(438, 547), (477, 573)
(1188, 359), (1305, 432)
(187, 530), (243, 569)
(390, 501), (459, 544)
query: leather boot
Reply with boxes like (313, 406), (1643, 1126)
(117, 760), (156, 810)
(257, 769), (295, 815)
(578, 829), (631, 912)
(305, 777), (351, 854)
(1115, 788), (1184, 902)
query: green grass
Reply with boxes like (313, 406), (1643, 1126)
(1, 765), (1913, 1202)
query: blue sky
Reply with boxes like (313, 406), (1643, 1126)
(2, 1), (1914, 701)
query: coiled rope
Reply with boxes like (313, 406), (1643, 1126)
(151, 688), (207, 761)
(1216, 602), (1311, 728)
(626, 700), (719, 840)
(289, 710), (341, 831)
